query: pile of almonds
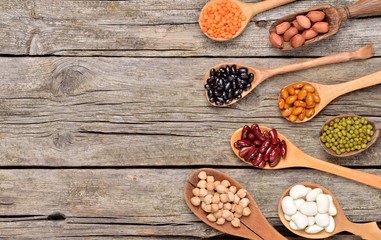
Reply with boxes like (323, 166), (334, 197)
(270, 10), (329, 49)
(190, 171), (251, 228)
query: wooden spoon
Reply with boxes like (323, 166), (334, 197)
(278, 182), (381, 239)
(184, 168), (287, 240)
(279, 69), (381, 123)
(204, 44), (373, 107)
(269, 0), (381, 50)
(230, 126), (381, 190)
(319, 114), (381, 158)
(199, 0), (295, 41)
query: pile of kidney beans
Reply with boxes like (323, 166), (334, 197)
(204, 65), (254, 105)
(234, 124), (287, 168)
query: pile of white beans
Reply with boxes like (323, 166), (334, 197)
(190, 171), (251, 228)
(281, 184), (337, 234)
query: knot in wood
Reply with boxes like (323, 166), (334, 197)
(53, 131), (73, 149)
(51, 65), (91, 96)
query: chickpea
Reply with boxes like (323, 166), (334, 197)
(239, 198), (250, 208)
(212, 194), (220, 204)
(222, 209), (232, 220)
(218, 202), (223, 209)
(242, 207), (251, 217)
(204, 204), (212, 213)
(231, 218), (241, 227)
(192, 187), (200, 197)
(211, 203), (219, 213)
(234, 212), (242, 219)
(197, 180), (207, 189)
(223, 202), (232, 211)
(215, 184), (226, 194)
(235, 205), (243, 215)
(237, 189), (247, 198)
(206, 175), (214, 183)
(231, 204), (237, 213)
(206, 182), (215, 191)
(199, 188), (208, 197)
(214, 180), (221, 188)
(220, 194), (228, 203)
(221, 180), (231, 187)
(233, 194), (240, 204)
(214, 209), (223, 219)
(198, 171), (207, 180)
(216, 217), (225, 225)
(229, 186), (237, 194)
(191, 197), (201, 206)
(227, 192), (235, 202)
(207, 213), (216, 222)
(204, 194), (213, 205)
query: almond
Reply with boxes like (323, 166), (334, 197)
(290, 34), (305, 48)
(302, 29), (318, 40)
(296, 15), (311, 29)
(292, 20), (305, 31)
(276, 22), (291, 35)
(312, 22), (329, 33)
(283, 27), (298, 42)
(269, 32), (284, 49)
(307, 11), (325, 22)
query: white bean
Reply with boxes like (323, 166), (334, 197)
(290, 185), (308, 199)
(325, 216), (335, 233)
(294, 199), (305, 210)
(306, 188), (322, 202)
(299, 201), (318, 216)
(291, 211), (308, 229)
(282, 196), (297, 216)
(315, 213), (330, 228)
(284, 214), (291, 221)
(289, 220), (302, 230)
(305, 224), (324, 234)
(307, 216), (315, 226)
(327, 195), (337, 216)
(306, 187), (312, 194)
(316, 194), (329, 214)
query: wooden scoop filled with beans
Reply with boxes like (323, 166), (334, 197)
(269, 0), (381, 50)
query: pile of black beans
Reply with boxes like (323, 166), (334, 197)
(204, 65), (254, 105)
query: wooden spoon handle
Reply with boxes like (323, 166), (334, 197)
(346, 221), (381, 240)
(249, 0), (296, 17)
(260, 45), (374, 81)
(343, 0), (381, 19)
(300, 155), (381, 189)
(324, 70), (381, 103)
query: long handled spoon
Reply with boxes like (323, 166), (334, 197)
(204, 44), (373, 107)
(320, 114), (381, 158)
(278, 182), (381, 239)
(230, 126), (381, 189)
(184, 168), (287, 240)
(269, 0), (381, 50)
(200, 0), (295, 41)
(279, 70), (381, 123)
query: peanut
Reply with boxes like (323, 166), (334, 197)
(296, 15), (311, 29)
(302, 29), (318, 40)
(290, 34), (305, 48)
(307, 11), (325, 22)
(312, 22), (329, 33)
(276, 21), (291, 35)
(269, 32), (284, 49)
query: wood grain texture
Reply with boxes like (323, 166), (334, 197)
(0, 169), (379, 238)
(1, 0), (381, 56)
(0, 57), (379, 167)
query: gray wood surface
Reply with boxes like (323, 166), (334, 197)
(0, 0), (380, 239)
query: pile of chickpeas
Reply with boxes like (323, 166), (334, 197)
(278, 82), (320, 122)
(190, 171), (251, 228)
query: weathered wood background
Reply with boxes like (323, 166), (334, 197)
(0, 0), (380, 239)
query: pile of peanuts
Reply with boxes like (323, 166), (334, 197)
(278, 82), (320, 122)
(270, 10), (329, 49)
(190, 171), (251, 228)
(281, 184), (337, 234)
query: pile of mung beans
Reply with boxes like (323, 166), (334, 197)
(320, 116), (374, 155)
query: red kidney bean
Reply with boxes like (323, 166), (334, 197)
(263, 130), (271, 139)
(269, 156), (281, 167)
(251, 153), (263, 166)
(253, 140), (262, 146)
(248, 133), (256, 142)
(250, 123), (259, 132)
(269, 147), (281, 163)
(264, 145), (275, 162)
(253, 127), (266, 141)
(269, 129), (278, 145)
(257, 160), (266, 169)
(280, 140), (287, 158)
(234, 139), (251, 149)
(246, 147), (259, 162)
(259, 139), (271, 153)
(239, 146), (254, 159)
(241, 125), (251, 140)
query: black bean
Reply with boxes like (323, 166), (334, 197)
(240, 72), (249, 80)
(238, 67), (248, 74)
(227, 89), (233, 99)
(227, 75), (235, 82)
(214, 89), (223, 97)
(232, 81), (237, 90)
(224, 82), (231, 91)
(209, 97), (216, 103)
(204, 84), (211, 90)
(248, 73), (254, 83)
(226, 66), (230, 75)
(231, 65), (237, 75)
(210, 68), (216, 76)
(234, 89), (242, 97)
(217, 79), (224, 88)
(245, 83), (251, 90)
(225, 99), (232, 104)
(208, 90), (213, 97)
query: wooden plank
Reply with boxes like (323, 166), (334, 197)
(1, 0), (381, 56)
(0, 169), (379, 238)
(0, 57), (380, 167)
